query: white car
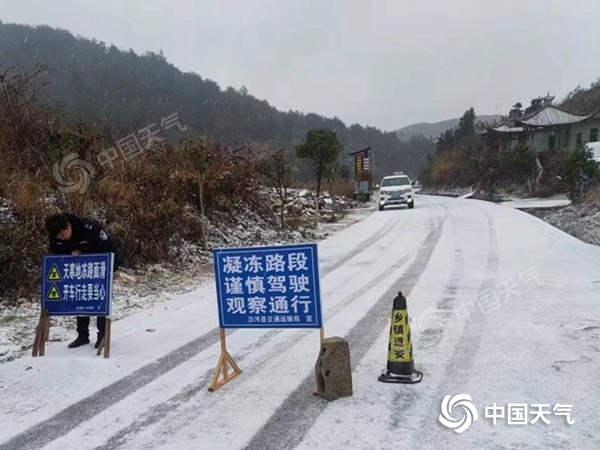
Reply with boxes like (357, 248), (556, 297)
(375, 173), (415, 211)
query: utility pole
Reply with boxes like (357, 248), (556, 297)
(315, 142), (320, 230)
(371, 150), (376, 185)
(371, 148), (376, 200)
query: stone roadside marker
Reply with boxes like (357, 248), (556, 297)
(314, 337), (353, 401)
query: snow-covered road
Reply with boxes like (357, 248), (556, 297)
(1, 195), (600, 450)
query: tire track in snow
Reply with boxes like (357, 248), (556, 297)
(387, 199), (468, 430)
(89, 207), (432, 449)
(413, 199), (500, 445)
(319, 212), (402, 273)
(0, 208), (405, 450)
(243, 200), (448, 450)
(408, 200), (465, 351)
(94, 246), (419, 450)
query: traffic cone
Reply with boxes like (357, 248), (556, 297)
(378, 291), (423, 384)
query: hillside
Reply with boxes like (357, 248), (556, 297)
(0, 21), (434, 180)
(396, 114), (501, 141)
(560, 78), (600, 114)
(398, 77), (600, 145)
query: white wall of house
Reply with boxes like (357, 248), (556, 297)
(485, 115), (600, 153)
(527, 119), (600, 152)
(569, 121), (600, 149)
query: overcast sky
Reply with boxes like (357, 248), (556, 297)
(1, 0), (599, 131)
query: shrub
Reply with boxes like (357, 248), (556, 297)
(0, 128), (276, 301)
(565, 145), (599, 201)
(499, 144), (537, 184)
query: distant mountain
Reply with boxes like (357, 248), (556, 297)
(0, 21), (435, 180)
(396, 115), (502, 141)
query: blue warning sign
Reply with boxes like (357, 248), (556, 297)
(213, 243), (322, 329)
(41, 253), (114, 316)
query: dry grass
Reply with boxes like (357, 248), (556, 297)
(0, 133), (273, 302)
(581, 181), (600, 204)
(0, 67), (279, 301)
(427, 149), (467, 186)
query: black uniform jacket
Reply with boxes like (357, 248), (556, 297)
(48, 213), (120, 272)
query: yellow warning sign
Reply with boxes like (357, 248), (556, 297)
(47, 264), (61, 282)
(47, 284), (61, 301)
(387, 309), (412, 363)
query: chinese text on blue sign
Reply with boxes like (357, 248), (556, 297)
(42, 253), (114, 316)
(213, 244), (322, 328)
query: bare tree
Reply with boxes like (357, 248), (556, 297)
(262, 149), (294, 229)
(0, 64), (53, 167)
(0, 65), (115, 214)
(325, 160), (340, 221)
(47, 120), (107, 214)
(183, 136), (213, 249)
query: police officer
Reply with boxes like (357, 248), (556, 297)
(44, 212), (121, 349)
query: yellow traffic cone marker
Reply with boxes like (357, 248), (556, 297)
(378, 291), (423, 384)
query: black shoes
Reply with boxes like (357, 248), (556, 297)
(94, 333), (105, 349)
(67, 334), (90, 348)
(68, 331), (104, 349)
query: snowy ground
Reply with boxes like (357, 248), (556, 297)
(427, 190), (600, 247)
(522, 201), (600, 247)
(499, 193), (600, 246)
(0, 206), (375, 364)
(500, 195), (571, 209)
(1, 195), (599, 450)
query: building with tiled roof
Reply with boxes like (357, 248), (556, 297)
(482, 96), (600, 152)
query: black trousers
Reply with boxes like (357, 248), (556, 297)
(76, 316), (106, 336)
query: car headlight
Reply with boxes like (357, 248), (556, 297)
(381, 190), (390, 195)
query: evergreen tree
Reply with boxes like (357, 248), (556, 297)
(454, 107), (477, 142)
(0, 22), (432, 182)
(296, 128), (343, 198)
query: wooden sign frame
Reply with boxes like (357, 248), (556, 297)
(32, 311), (112, 359)
(209, 243), (326, 393)
(208, 326), (326, 393)
(32, 309), (50, 357)
(95, 318), (113, 359)
(208, 329), (242, 392)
